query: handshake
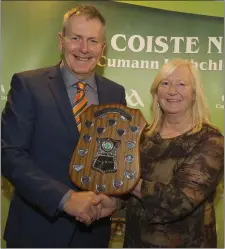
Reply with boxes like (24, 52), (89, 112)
(62, 191), (118, 225)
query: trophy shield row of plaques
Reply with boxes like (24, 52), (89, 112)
(69, 103), (147, 196)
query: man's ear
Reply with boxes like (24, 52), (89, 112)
(102, 41), (107, 55)
(58, 32), (64, 52)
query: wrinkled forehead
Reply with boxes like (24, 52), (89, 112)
(64, 14), (105, 38)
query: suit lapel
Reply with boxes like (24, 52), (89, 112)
(47, 65), (79, 137)
(95, 74), (109, 104)
(47, 70), (109, 137)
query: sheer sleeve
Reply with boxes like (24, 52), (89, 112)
(116, 194), (131, 210)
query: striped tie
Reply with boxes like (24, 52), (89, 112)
(73, 82), (87, 132)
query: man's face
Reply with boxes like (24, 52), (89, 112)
(58, 15), (106, 80)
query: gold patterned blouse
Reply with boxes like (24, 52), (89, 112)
(123, 124), (224, 248)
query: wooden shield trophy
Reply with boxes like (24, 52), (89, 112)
(69, 104), (147, 196)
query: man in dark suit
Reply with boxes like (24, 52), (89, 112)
(1, 4), (126, 248)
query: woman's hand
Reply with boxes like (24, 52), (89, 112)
(75, 194), (117, 224)
(132, 179), (143, 199)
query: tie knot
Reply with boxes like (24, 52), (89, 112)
(76, 82), (86, 91)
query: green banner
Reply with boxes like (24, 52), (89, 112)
(116, 1), (224, 17)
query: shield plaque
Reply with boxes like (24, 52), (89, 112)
(69, 103), (147, 195)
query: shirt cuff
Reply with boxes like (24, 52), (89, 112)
(57, 189), (74, 212)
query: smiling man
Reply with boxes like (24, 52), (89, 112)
(1, 4), (126, 248)
(59, 8), (106, 80)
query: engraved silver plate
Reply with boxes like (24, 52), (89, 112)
(108, 119), (117, 126)
(126, 140), (136, 150)
(73, 164), (84, 172)
(120, 115), (133, 121)
(81, 176), (91, 184)
(117, 128), (126, 136)
(78, 149), (88, 157)
(113, 180), (123, 189)
(125, 155), (135, 163)
(96, 184), (106, 192)
(130, 125), (140, 134)
(98, 114), (106, 119)
(124, 170), (135, 180)
(83, 135), (92, 143)
(85, 120), (94, 128)
(97, 127), (106, 134)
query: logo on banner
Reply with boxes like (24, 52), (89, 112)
(216, 95), (224, 109)
(126, 89), (144, 107)
(1, 84), (8, 101)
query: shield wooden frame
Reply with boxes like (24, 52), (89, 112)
(69, 104), (147, 196)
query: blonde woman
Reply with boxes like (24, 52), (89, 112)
(123, 59), (224, 247)
(83, 59), (223, 247)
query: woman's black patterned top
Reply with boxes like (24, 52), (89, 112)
(123, 124), (224, 248)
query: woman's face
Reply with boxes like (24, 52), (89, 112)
(157, 65), (194, 117)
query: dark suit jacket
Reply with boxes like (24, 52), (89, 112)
(1, 64), (126, 248)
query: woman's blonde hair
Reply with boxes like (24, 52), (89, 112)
(147, 58), (212, 136)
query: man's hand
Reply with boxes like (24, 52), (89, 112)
(63, 191), (101, 225)
(76, 194), (117, 224)
(94, 194), (117, 219)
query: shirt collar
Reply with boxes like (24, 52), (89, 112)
(60, 61), (96, 90)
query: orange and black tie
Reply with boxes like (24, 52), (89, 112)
(73, 82), (87, 132)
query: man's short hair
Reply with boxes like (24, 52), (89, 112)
(62, 4), (105, 36)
